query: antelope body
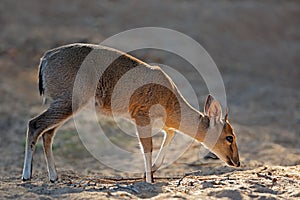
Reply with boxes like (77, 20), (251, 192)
(22, 43), (240, 183)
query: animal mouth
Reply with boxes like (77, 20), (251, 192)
(226, 156), (240, 167)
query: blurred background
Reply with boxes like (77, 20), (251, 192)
(0, 0), (299, 180)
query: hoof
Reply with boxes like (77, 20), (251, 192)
(50, 177), (58, 183)
(146, 179), (154, 184)
(22, 177), (31, 182)
(142, 173), (154, 183)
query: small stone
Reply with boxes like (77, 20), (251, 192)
(188, 182), (194, 186)
(268, 172), (272, 176)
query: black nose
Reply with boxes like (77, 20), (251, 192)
(236, 161), (240, 167)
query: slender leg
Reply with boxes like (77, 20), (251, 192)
(22, 128), (35, 181)
(135, 116), (153, 183)
(22, 118), (45, 181)
(42, 127), (58, 182)
(152, 129), (175, 172)
(22, 101), (72, 181)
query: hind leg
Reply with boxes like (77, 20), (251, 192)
(22, 101), (73, 181)
(42, 127), (58, 182)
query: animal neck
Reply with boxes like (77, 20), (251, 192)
(167, 96), (209, 142)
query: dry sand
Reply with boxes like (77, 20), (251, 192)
(0, 0), (299, 199)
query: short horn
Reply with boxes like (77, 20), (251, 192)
(224, 107), (229, 121)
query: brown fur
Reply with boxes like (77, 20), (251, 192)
(22, 43), (240, 183)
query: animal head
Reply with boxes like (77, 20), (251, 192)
(202, 95), (240, 167)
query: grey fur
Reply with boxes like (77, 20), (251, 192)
(22, 43), (240, 183)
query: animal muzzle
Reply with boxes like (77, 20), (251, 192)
(226, 156), (240, 167)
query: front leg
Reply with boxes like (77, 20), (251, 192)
(152, 129), (174, 172)
(136, 123), (153, 183)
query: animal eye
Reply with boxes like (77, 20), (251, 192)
(226, 136), (233, 143)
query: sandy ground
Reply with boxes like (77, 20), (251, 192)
(0, 0), (299, 199)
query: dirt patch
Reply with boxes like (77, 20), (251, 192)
(1, 166), (299, 199)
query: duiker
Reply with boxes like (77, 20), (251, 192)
(22, 43), (240, 183)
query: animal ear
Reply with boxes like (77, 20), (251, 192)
(204, 95), (214, 115)
(207, 99), (222, 123)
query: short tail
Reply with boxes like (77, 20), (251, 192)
(38, 49), (59, 101)
(38, 58), (46, 96)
